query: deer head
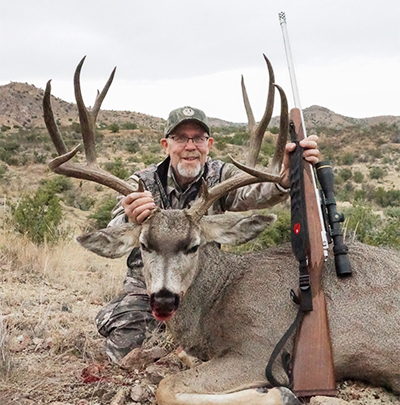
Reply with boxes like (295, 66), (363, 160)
(43, 56), (288, 321)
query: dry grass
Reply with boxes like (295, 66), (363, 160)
(0, 220), (132, 403)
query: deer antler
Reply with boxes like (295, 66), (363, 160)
(188, 55), (289, 222)
(43, 57), (137, 196)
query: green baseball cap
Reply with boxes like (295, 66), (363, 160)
(164, 106), (210, 137)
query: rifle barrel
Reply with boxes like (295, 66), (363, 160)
(279, 11), (329, 256)
(279, 12), (302, 112)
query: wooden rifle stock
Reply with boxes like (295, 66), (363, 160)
(290, 108), (337, 397)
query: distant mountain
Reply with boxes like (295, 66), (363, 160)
(268, 105), (400, 130)
(0, 82), (164, 130)
(0, 82), (398, 131)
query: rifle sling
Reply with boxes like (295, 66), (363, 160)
(265, 295), (305, 388)
(265, 139), (313, 387)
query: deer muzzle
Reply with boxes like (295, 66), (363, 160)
(150, 288), (180, 321)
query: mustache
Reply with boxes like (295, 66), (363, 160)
(181, 153), (201, 158)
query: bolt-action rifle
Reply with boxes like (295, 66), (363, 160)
(278, 12), (351, 396)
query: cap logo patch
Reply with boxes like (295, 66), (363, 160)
(182, 107), (195, 117)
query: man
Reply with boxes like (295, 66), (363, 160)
(96, 106), (320, 363)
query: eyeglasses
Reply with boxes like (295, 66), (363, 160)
(169, 135), (210, 145)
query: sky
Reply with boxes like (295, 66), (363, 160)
(1, 0), (399, 123)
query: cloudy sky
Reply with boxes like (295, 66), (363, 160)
(1, 0), (399, 122)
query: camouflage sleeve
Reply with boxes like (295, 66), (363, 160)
(220, 163), (289, 212)
(107, 174), (140, 227)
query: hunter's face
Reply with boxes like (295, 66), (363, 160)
(161, 121), (214, 186)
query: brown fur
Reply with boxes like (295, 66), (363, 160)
(78, 211), (400, 404)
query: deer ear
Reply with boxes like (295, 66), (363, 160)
(76, 223), (142, 258)
(200, 213), (277, 245)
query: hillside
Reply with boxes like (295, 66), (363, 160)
(0, 82), (164, 130)
(1, 82), (399, 130)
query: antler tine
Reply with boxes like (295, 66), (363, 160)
(43, 58), (137, 197)
(187, 58), (289, 222)
(92, 66), (117, 121)
(241, 75), (256, 134)
(245, 54), (275, 167)
(188, 169), (281, 222)
(43, 80), (68, 156)
(271, 84), (289, 173)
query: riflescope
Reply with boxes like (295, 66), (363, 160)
(315, 161), (352, 278)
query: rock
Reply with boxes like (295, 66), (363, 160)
(310, 396), (350, 405)
(119, 346), (168, 370)
(39, 296), (50, 304)
(9, 333), (32, 352)
(130, 384), (145, 402)
(145, 364), (168, 384)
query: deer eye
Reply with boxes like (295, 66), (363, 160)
(187, 245), (199, 254)
(140, 242), (152, 253)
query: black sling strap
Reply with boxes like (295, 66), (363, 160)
(265, 122), (313, 387)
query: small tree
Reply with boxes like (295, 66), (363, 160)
(11, 186), (63, 244)
(108, 123), (120, 133)
(89, 196), (117, 229)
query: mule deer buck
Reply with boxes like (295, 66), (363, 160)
(43, 57), (400, 405)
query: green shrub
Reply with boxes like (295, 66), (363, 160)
(89, 196), (118, 229)
(40, 176), (74, 193)
(104, 157), (129, 179)
(373, 187), (400, 207)
(142, 153), (161, 166)
(11, 186), (63, 244)
(108, 123), (120, 133)
(338, 168), (352, 182)
(70, 122), (81, 133)
(228, 207), (291, 253)
(342, 203), (380, 245)
(63, 190), (95, 211)
(215, 137), (228, 150)
(371, 217), (400, 248)
(227, 132), (249, 145)
(33, 151), (47, 164)
(385, 207), (400, 219)
(0, 164), (8, 180)
(126, 140), (140, 154)
(369, 167), (386, 180)
(341, 152), (354, 165)
(353, 171), (364, 183)
(261, 137), (276, 157)
(0, 149), (19, 166)
(149, 145), (162, 154)
(122, 122), (138, 130)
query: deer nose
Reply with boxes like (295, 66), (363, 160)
(150, 288), (180, 320)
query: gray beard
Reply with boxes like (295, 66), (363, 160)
(177, 161), (201, 179)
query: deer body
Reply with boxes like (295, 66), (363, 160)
(162, 241), (400, 396)
(77, 210), (400, 405)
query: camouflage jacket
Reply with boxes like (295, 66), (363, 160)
(108, 156), (289, 227)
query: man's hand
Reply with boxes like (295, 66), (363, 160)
(122, 191), (156, 225)
(279, 135), (320, 189)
